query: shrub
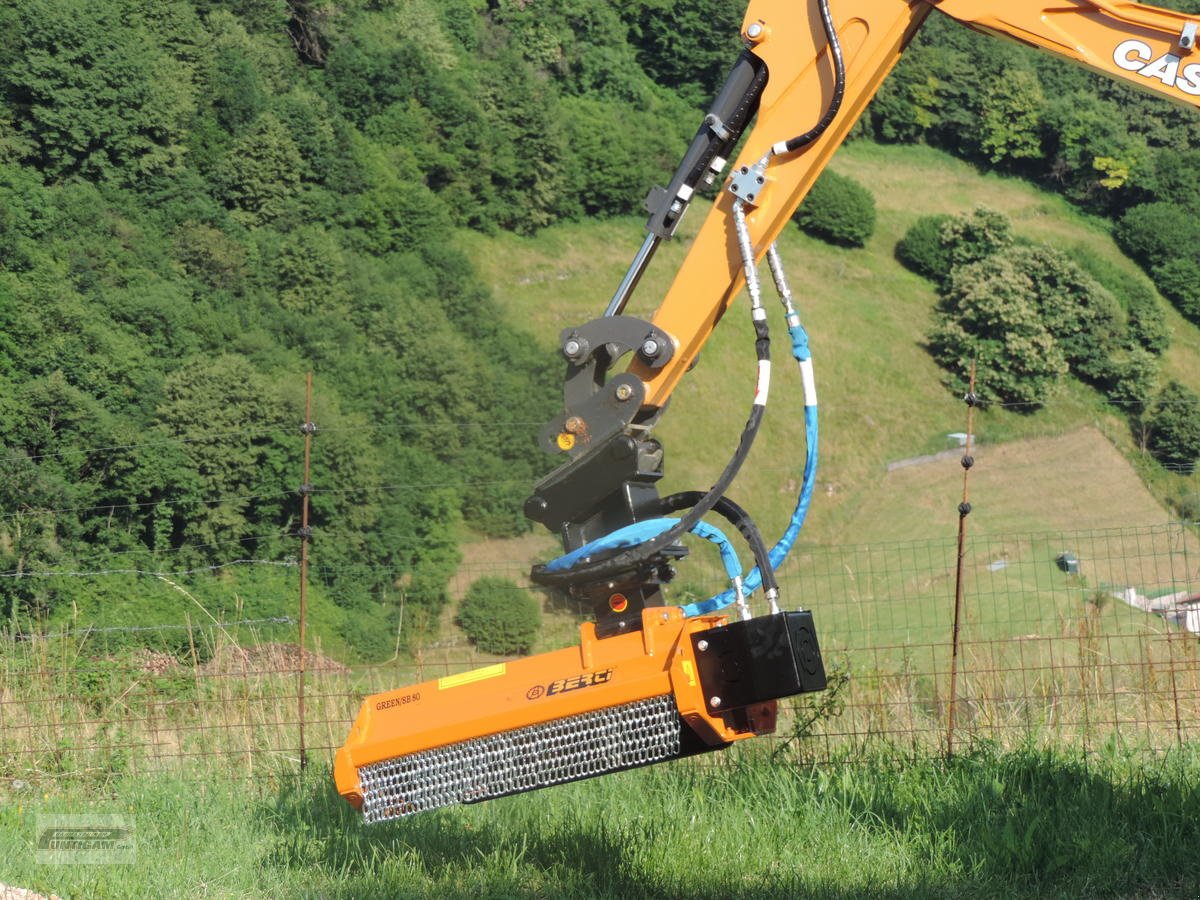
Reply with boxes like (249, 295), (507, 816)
(941, 207), (1013, 270)
(1114, 203), (1200, 271)
(457, 577), (541, 656)
(1152, 257), (1200, 323)
(1147, 381), (1200, 475)
(929, 253), (1067, 407)
(1006, 245), (1122, 384)
(896, 213), (954, 283)
(1107, 347), (1160, 448)
(1125, 281), (1171, 354)
(792, 170), (876, 247)
(1170, 486), (1200, 523)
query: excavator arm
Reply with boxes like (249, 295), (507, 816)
(644, 0), (1200, 412)
(336, 0), (1200, 821)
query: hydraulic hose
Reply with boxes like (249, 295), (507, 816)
(698, 319), (818, 612)
(531, 314), (771, 589)
(653, 491), (776, 597)
(772, 0), (845, 156)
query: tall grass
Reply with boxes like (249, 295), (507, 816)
(1, 603), (1196, 788)
(1, 744), (1198, 898)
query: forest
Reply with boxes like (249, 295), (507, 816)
(0, 0), (1197, 659)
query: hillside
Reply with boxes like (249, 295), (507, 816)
(465, 141), (1199, 567)
(1, 1), (1198, 663)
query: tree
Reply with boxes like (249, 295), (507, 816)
(216, 113), (303, 224)
(0, 452), (70, 627)
(619, 0), (745, 107)
(1115, 202), (1200, 271)
(1152, 257), (1200, 323)
(1147, 381), (1200, 475)
(793, 170), (876, 247)
(980, 68), (1044, 165)
(153, 355), (296, 553)
(941, 207), (1014, 270)
(1005, 245), (1123, 384)
(929, 253), (1068, 407)
(272, 226), (347, 314)
(1043, 91), (1146, 212)
(1125, 281), (1171, 355)
(3, 0), (195, 183)
(869, 51), (944, 143)
(1106, 347), (1160, 450)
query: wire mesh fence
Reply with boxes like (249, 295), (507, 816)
(0, 522), (1197, 784)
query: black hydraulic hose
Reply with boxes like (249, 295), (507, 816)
(779, 0), (845, 154)
(531, 318), (772, 588)
(652, 490), (778, 596)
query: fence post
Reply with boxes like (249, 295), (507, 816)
(297, 372), (316, 771)
(947, 361), (977, 756)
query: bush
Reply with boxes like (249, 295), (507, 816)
(1152, 257), (1200, 323)
(1107, 347), (1160, 448)
(941, 207), (1013, 270)
(929, 252), (1067, 407)
(1170, 486), (1200, 523)
(1147, 381), (1200, 475)
(792, 170), (876, 247)
(896, 214), (953, 283)
(457, 577), (541, 656)
(1114, 203), (1200, 271)
(1125, 281), (1171, 354)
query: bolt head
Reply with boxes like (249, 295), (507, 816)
(710, 696), (722, 708)
(565, 416), (584, 434)
(641, 338), (660, 358)
(615, 384), (633, 402)
(563, 339), (581, 356)
(697, 640), (709, 652)
(747, 22), (763, 38)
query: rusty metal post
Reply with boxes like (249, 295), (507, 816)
(947, 361), (977, 757)
(298, 372), (316, 771)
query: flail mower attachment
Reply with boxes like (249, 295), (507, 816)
(335, 607), (825, 822)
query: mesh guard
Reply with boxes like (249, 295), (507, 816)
(357, 694), (682, 823)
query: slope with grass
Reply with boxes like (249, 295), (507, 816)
(465, 142), (1198, 560)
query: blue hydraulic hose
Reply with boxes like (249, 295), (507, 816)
(543, 517), (742, 585)
(543, 518), (676, 573)
(688, 320), (818, 614)
(542, 319), (817, 620)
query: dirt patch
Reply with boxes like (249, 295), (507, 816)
(200, 642), (349, 675)
(0, 885), (59, 900)
(115, 648), (181, 675)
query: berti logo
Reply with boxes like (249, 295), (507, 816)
(1113, 39), (1200, 95)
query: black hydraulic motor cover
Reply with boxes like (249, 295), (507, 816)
(690, 611), (826, 714)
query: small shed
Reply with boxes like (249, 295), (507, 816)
(1055, 552), (1080, 574)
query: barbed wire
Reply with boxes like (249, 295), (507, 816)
(0, 559), (297, 580)
(0, 426), (291, 466)
(5, 389), (1200, 471)
(0, 418), (549, 467)
(0, 490), (294, 523)
(14, 616), (295, 641)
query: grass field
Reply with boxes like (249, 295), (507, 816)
(1, 745), (1198, 898)
(460, 141), (1199, 551)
